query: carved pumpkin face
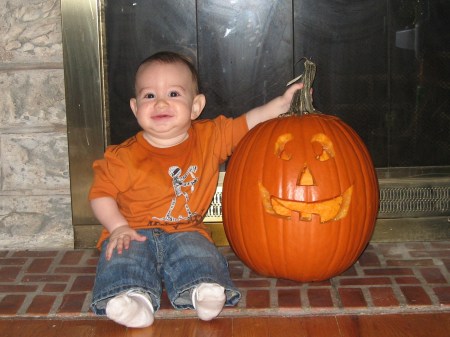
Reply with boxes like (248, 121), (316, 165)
(259, 132), (353, 223)
(223, 114), (379, 282)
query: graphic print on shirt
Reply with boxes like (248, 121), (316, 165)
(153, 165), (199, 222)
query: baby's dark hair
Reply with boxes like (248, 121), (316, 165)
(135, 51), (200, 94)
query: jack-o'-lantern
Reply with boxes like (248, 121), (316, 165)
(222, 59), (379, 282)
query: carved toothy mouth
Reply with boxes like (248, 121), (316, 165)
(259, 183), (353, 223)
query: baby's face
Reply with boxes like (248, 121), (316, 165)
(130, 61), (203, 147)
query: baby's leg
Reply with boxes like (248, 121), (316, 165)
(162, 231), (241, 319)
(106, 290), (154, 328)
(91, 232), (163, 326)
(192, 283), (226, 321)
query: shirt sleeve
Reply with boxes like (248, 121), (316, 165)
(212, 114), (249, 163)
(88, 146), (132, 200)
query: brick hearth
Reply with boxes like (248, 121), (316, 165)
(1, 242), (449, 318)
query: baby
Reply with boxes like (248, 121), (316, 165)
(89, 51), (302, 327)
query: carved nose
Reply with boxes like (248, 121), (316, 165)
(297, 165), (315, 186)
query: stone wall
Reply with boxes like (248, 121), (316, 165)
(0, 0), (73, 249)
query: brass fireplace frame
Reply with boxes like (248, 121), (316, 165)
(61, 0), (450, 248)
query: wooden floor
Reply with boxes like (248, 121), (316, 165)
(1, 313), (450, 337)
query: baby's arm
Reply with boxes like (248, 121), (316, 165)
(91, 197), (146, 260)
(245, 82), (303, 130)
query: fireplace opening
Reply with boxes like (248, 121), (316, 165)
(62, 0), (450, 248)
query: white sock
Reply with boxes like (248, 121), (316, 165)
(192, 283), (226, 321)
(105, 290), (154, 328)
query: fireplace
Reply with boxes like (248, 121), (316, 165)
(62, 0), (450, 248)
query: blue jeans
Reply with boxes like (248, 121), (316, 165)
(91, 229), (241, 315)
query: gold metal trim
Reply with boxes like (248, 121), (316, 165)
(61, 0), (107, 225)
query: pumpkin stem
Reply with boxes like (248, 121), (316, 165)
(281, 58), (317, 117)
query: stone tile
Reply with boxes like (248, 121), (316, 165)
(0, 0), (62, 63)
(1, 133), (69, 190)
(0, 70), (65, 128)
(0, 195), (72, 249)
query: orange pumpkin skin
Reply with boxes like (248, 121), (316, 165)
(222, 113), (379, 282)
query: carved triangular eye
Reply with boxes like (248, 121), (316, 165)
(311, 133), (335, 161)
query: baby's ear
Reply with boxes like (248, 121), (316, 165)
(191, 94), (206, 120)
(130, 98), (138, 117)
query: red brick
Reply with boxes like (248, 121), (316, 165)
(12, 251), (58, 258)
(443, 258), (450, 273)
(233, 279), (271, 288)
(305, 280), (332, 287)
(339, 277), (391, 286)
(87, 258), (99, 266)
(369, 287), (399, 307)
(340, 266), (358, 277)
(0, 295), (26, 315)
(229, 263), (244, 279)
(338, 288), (367, 308)
(430, 242), (450, 249)
(246, 290), (270, 309)
(57, 293), (88, 314)
(276, 279), (302, 287)
(278, 289), (301, 308)
(70, 275), (95, 292)
(0, 266), (21, 282)
(404, 242), (428, 250)
(307, 288), (334, 308)
(55, 267), (96, 274)
(60, 251), (84, 265)
(43, 283), (67, 293)
(420, 268), (448, 284)
(358, 251), (381, 267)
(410, 250), (450, 258)
(364, 268), (413, 276)
(26, 295), (57, 314)
(21, 274), (70, 283)
(0, 284), (38, 293)
(159, 290), (172, 310)
(433, 286), (450, 305)
(0, 258), (27, 266)
(400, 286), (432, 306)
(27, 258), (53, 273)
(395, 276), (421, 284)
(386, 259), (435, 267)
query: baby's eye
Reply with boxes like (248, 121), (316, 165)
(169, 91), (180, 97)
(144, 93), (155, 99)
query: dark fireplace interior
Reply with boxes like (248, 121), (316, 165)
(62, 0), (450, 247)
(105, 0), (449, 169)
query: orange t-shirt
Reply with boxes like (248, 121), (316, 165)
(89, 115), (248, 248)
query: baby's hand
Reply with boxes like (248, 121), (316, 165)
(105, 225), (146, 260)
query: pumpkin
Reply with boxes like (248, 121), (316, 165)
(222, 59), (379, 282)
